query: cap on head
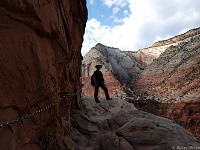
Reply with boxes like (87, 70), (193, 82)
(95, 65), (102, 68)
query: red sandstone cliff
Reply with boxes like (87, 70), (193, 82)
(0, 0), (87, 149)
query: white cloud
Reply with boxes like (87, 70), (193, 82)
(123, 10), (129, 16)
(112, 7), (119, 15)
(82, 0), (200, 55)
(89, 0), (94, 5)
(102, 0), (129, 8)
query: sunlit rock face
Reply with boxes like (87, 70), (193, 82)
(132, 27), (200, 139)
(133, 28), (200, 103)
(136, 28), (200, 67)
(0, 0), (87, 149)
(81, 43), (143, 99)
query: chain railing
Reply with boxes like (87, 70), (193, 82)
(0, 84), (84, 128)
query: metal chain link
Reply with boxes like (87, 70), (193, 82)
(0, 84), (84, 128)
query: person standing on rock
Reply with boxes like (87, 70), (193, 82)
(92, 65), (112, 103)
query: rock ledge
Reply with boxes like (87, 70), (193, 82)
(64, 96), (200, 150)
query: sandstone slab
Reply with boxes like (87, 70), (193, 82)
(65, 96), (200, 150)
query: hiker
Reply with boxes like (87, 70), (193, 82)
(92, 65), (112, 103)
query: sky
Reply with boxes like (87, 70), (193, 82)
(81, 0), (200, 55)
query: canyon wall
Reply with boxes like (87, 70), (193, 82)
(133, 31), (200, 103)
(132, 30), (200, 139)
(0, 0), (87, 149)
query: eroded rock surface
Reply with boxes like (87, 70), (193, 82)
(64, 96), (200, 150)
(131, 30), (200, 139)
(133, 33), (200, 102)
(81, 43), (143, 98)
(0, 0), (87, 149)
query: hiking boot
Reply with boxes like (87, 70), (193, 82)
(95, 100), (100, 103)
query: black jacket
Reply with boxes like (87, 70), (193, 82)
(93, 70), (104, 85)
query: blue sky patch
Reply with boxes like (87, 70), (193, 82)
(87, 1), (130, 26)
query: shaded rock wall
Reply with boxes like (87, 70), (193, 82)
(0, 0), (87, 149)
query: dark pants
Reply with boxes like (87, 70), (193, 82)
(94, 83), (110, 102)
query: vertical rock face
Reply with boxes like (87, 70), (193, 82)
(0, 0), (87, 149)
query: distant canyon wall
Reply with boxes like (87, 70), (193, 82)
(132, 29), (200, 139)
(136, 28), (200, 67)
(133, 31), (200, 104)
(0, 0), (87, 149)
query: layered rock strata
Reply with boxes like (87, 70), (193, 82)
(133, 32), (200, 104)
(132, 31), (200, 139)
(136, 27), (200, 67)
(0, 0), (87, 149)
